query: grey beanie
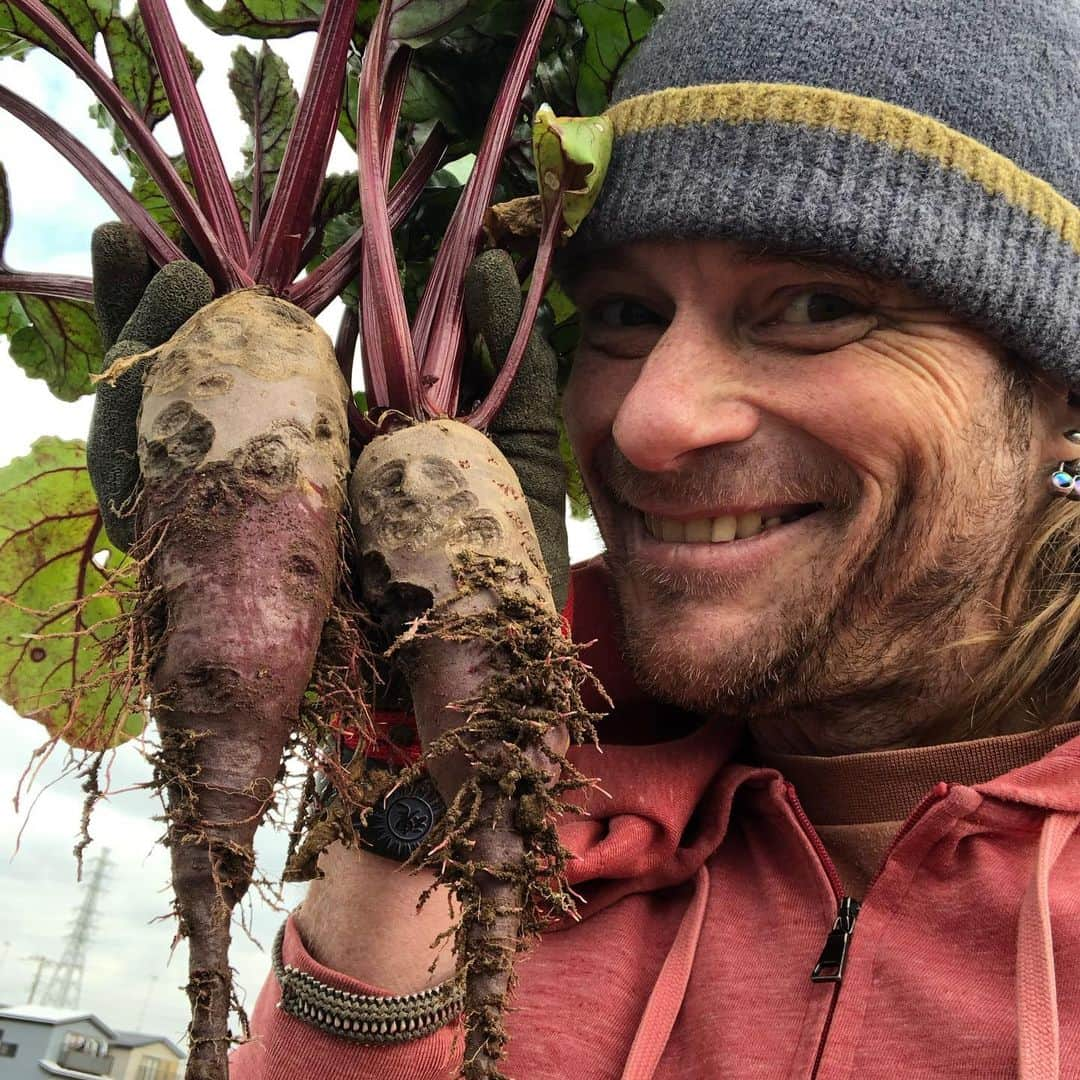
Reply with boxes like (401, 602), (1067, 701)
(576, 0), (1080, 384)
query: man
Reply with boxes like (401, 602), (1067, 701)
(93, 0), (1080, 1076)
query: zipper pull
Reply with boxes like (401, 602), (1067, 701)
(811, 897), (861, 983)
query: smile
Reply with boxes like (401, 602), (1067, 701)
(641, 505), (822, 544)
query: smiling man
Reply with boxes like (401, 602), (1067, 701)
(233, 0), (1080, 1077)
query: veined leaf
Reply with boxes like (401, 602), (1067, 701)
(187, 0), (378, 38)
(389, 0), (498, 48)
(131, 154), (195, 244)
(3, 294), (103, 400)
(569, 0), (664, 114)
(100, 9), (204, 128)
(0, 0), (110, 62)
(229, 43), (298, 231)
(0, 438), (143, 750)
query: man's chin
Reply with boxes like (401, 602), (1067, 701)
(609, 568), (820, 715)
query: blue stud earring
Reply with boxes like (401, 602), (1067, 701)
(1049, 430), (1080, 499)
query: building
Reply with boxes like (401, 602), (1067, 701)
(107, 1033), (183, 1080)
(0, 1007), (184, 1079)
(0, 1004), (115, 1078)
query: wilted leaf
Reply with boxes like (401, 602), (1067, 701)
(229, 43), (298, 230)
(0, 0), (110, 62)
(532, 104), (612, 235)
(100, 9), (204, 128)
(0, 438), (143, 750)
(569, 0), (663, 114)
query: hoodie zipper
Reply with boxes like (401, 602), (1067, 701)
(784, 784), (850, 1078)
(785, 781), (950, 1078)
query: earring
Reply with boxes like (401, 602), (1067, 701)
(1050, 463), (1079, 497)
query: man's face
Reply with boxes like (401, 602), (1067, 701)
(563, 239), (1061, 736)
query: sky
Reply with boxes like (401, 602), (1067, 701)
(0, 10), (604, 1050)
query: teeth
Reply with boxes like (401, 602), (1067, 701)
(711, 514), (737, 542)
(643, 511), (774, 543)
(661, 518), (684, 542)
(735, 512), (764, 539)
(684, 518), (712, 542)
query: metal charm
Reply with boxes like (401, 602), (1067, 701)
(358, 773), (446, 861)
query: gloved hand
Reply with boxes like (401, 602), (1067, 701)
(464, 248), (570, 612)
(86, 222), (213, 550)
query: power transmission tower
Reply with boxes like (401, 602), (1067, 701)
(38, 849), (111, 1010)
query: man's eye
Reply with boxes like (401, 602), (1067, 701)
(779, 291), (864, 324)
(593, 298), (663, 328)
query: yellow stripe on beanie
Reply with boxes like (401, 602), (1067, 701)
(607, 83), (1080, 255)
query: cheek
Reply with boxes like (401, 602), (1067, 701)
(563, 352), (634, 464)
(796, 351), (971, 484)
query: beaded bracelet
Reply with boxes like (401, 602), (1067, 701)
(273, 923), (463, 1044)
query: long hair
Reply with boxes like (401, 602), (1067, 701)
(944, 498), (1080, 739)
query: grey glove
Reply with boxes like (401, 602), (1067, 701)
(464, 249), (570, 612)
(86, 223), (213, 549)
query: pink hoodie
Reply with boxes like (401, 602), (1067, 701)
(232, 562), (1080, 1079)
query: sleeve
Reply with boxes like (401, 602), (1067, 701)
(230, 916), (464, 1080)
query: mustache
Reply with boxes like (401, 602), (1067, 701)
(592, 440), (861, 512)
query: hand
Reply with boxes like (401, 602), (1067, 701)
(86, 222), (213, 549)
(464, 248), (570, 612)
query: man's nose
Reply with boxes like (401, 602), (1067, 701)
(611, 316), (761, 473)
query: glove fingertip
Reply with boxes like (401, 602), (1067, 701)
(119, 261), (214, 349)
(91, 222), (154, 353)
(464, 249), (524, 362)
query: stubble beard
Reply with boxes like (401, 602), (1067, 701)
(596, 441), (1030, 734)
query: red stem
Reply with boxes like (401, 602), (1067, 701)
(5, 0), (247, 292)
(138, 0), (249, 264)
(0, 272), (93, 302)
(334, 303), (359, 384)
(247, 0), (357, 292)
(467, 191), (562, 430)
(0, 85), (182, 268)
(357, 7), (422, 415)
(414, 0), (556, 417)
(285, 124), (448, 314)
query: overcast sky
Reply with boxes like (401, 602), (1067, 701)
(0, 10), (603, 1050)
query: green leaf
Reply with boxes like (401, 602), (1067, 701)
(100, 9), (204, 129)
(0, 161), (12, 265)
(569, 0), (664, 114)
(185, 0), (324, 38)
(532, 104), (612, 236)
(229, 43), (298, 230)
(130, 154), (195, 244)
(186, 0), (378, 38)
(389, 0), (490, 49)
(315, 171), (359, 229)
(0, 438), (143, 750)
(3, 295), (104, 401)
(0, 0), (110, 62)
(559, 422), (591, 519)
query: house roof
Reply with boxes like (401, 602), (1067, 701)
(110, 1030), (185, 1059)
(0, 1004), (115, 1039)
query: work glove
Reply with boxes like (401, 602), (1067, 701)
(463, 248), (570, 613)
(86, 222), (213, 550)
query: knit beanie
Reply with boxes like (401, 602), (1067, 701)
(575, 0), (1080, 384)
